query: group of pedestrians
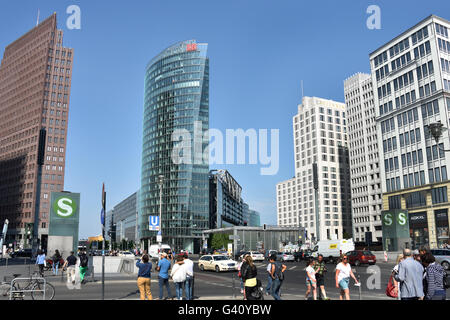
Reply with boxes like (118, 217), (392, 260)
(237, 253), (287, 300)
(303, 254), (359, 300)
(135, 252), (194, 300)
(34, 249), (90, 286)
(391, 247), (447, 300)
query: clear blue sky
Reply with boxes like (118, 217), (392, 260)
(1, 0), (450, 238)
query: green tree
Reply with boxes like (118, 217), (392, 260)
(211, 233), (232, 250)
(343, 232), (352, 240)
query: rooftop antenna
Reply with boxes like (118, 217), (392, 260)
(301, 80), (304, 101)
(36, 9), (40, 27)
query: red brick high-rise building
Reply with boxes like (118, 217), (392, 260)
(0, 14), (73, 249)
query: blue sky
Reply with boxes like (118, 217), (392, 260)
(1, 0), (450, 238)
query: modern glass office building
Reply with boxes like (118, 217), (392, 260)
(139, 40), (209, 253)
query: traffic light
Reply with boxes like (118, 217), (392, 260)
(25, 223), (34, 240)
(110, 224), (116, 242)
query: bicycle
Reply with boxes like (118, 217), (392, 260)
(2, 272), (55, 300)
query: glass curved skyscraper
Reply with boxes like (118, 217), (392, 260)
(139, 40), (209, 253)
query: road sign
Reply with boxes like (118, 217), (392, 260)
(149, 216), (160, 231)
(229, 235), (240, 240)
(157, 235), (162, 243)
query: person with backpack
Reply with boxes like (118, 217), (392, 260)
(241, 255), (258, 300)
(78, 250), (89, 284)
(269, 254), (286, 300)
(422, 252), (446, 300)
(52, 250), (62, 276)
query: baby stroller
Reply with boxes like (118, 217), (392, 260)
(247, 279), (264, 300)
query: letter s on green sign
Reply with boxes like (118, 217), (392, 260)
(54, 197), (76, 218)
(383, 213), (393, 226)
(397, 212), (407, 226)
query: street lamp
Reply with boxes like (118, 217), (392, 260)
(157, 175), (165, 252)
(426, 122), (450, 248)
(429, 122), (446, 143)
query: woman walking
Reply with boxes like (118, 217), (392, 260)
(35, 250), (46, 277)
(335, 254), (359, 300)
(52, 250), (62, 276)
(422, 252), (446, 300)
(241, 255), (258, 300)
(391, 253), (404, 300)
(237, 254), (248, 295)
(171, 255), (187, 300)
(305, 258), (317, 300)
(136, 254), (153, 300)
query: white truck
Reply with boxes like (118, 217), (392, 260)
(311, 239), (355, 264)
(148, 244), (172, 261)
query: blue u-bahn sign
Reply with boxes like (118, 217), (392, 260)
(149, 216), (160, 231)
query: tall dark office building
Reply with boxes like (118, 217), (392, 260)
(0, 14), (73, 249)
(209, 170), (244, 229)
(139, 40), (209, 253)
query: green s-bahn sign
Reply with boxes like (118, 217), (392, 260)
(382, 210), (411, 252)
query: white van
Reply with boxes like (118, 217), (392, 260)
(311, 239), (355, 264)
(148, 244), (172, 260)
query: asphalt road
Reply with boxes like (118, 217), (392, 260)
(0, 257), (409, 300)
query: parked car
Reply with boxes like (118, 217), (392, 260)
(431, 249), (450, 270)
(9, 249), (32, 258)
(276, 252), (295, 262)
(198, 255), (237, 272)
(239, 251), (265, 262)
(265, 250), (278, 260)
(346, 250), (376, 266)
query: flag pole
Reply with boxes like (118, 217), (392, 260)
(101, 183), (106, 300)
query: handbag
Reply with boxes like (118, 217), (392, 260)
(386, 275), (398, 298)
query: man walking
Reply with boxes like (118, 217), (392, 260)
(78, 250), (89, 284)
(156, 252), (173, 300)
(183, 253), (194, 300)
(394, 248), (424, 300)
(265, 260), (273, 296)
(269, 254), (286, 300)
(313, 254), (329, 300)
(62, 251), (78, 285)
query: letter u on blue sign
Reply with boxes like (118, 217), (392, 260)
(149, 216), (159, 228)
